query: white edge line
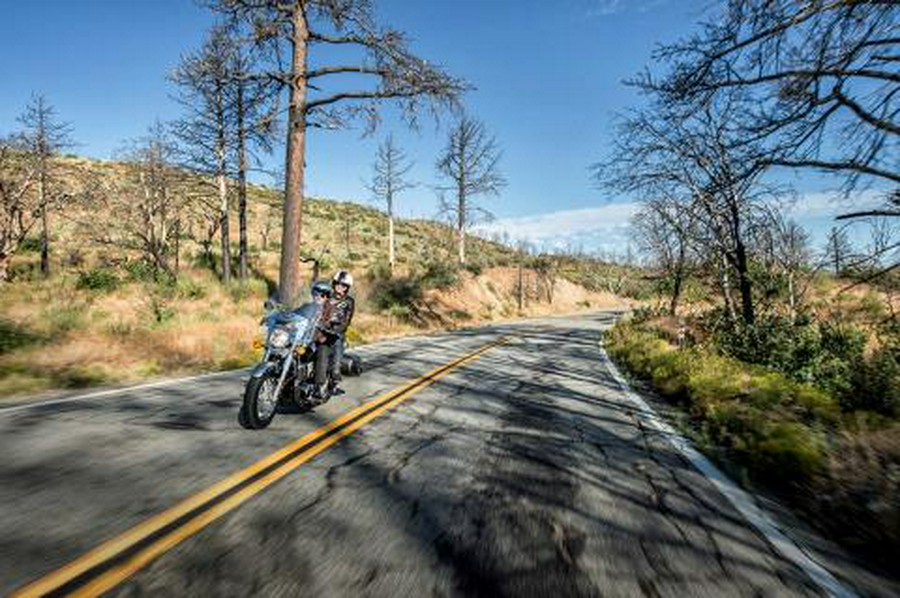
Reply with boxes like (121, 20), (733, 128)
(0, 324), (494, 415)
(598, 338), (858, 598)
(0, 369), (250, 415)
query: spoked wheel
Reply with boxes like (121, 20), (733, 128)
(240, 374), (279, 429)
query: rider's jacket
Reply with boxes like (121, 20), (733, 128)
(320, 295), (355, 339)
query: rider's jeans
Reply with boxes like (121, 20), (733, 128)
(332, 337), (344, 382)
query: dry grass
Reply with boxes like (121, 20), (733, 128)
(0, 260), (626, 400)
(0, 154), (635, 399)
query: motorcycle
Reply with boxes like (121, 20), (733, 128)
(240, 298), (347, 429)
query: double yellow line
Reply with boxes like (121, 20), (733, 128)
(13, 338), (505, 598)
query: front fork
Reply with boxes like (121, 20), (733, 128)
(272, 351), (295, 402)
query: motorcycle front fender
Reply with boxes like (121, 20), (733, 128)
(250, 360), (280, 379)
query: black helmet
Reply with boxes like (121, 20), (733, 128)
(311, 280), (331, 299)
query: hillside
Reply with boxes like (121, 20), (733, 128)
(0, 155), (637, 399)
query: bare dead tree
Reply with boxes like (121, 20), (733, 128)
(825, 225), (854, 275)
(367, 134), (414, 274)
(595, 96), (777, 324)
(207, 0), (468, 306)
(436, 114), (506, 265)
(229, 40), (279, 283)
(0, 137), (38, 282)
(170, 25), (239, 283)
(258, 193), (281, 251)
(78, 123), (187, 277)
(633, 196), (698, 316)
(769, 216), (812, 321)
(18, 93), (74, 276)
(639, 0), (899, 211)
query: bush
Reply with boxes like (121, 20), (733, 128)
(370, 276), (423, 312)
(176, 277), (207, 300)
(125, 259), (170, 284)
(19, 237), (42, 253)
(848, 346), (900, 416)
(709, 312), (867, 404)
(77, 268), (120, 292)
(463, 261), (484, 276)
(0, 319), (43, 355)
(47, 305), (87, 334)
(421, 261), (459, 290)
(607, 320), (833, 488)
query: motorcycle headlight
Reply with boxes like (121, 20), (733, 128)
(268, 327), (292, 349)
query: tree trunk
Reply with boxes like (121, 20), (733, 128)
(387, 194), (395, 274)
(734, 241), (754, 324)
(669, 245), (686, 316)
(669, 272), (683, 316)
(278, 4), (309, 307)
(0, 251), (10, 282)
(174, 217), (181, 275)
(517, 258), (524, 312)
(721, 253), (737, 322)
(457, 191), (466, 265)
(39, 171), (49, 276)
(217, 167), (231, 284)
(788, 270), (796, 323)
(237, 85), (249, 283)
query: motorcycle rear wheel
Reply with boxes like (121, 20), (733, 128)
(240, 373), (279, 429)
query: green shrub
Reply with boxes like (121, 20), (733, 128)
(19, 237), (42, 253)
(464, 261), (484, 276)
(421, 261), (459, 290)
(607, 320), (832, 489)
(53, 365), (108, 389)
(147, 296), (175, 325)
(0, 319), (43, 355)
(371, 277), (423, 311)
(710, 313), (868, 405)
(125, 259), (172, 284)
(386, 303), (415, 322)
(77, 268), (120, 292)
(749, 422), (826, 485)
(176, 277), (207, 300)
(848, 346), (900, 416)
(367, 259), (393, 282)
(47, 305), (87, 334)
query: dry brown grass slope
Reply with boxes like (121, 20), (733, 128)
(0, 155), (636, 400)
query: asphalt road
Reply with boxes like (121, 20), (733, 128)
(0, 312), (893, 597)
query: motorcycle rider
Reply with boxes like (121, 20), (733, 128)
(310, 280), (331, 305)
(314, 270), (355, 397)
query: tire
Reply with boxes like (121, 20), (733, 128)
(341, 354), (363, 377)
(240, 373), (279, 429)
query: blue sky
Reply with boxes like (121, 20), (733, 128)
(0, 0), (872, 257)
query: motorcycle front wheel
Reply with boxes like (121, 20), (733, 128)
(240, 373), (279, 429)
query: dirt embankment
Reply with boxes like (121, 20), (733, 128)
(427, 267), (630, 319)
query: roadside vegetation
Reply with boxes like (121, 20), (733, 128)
(607, 298), (900, 567)
(594, 0), (899, 570)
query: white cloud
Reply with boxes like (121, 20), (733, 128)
(587, 0), (623, 16)
(586, 0), (669, 17)
(474, 202), (639, 254)
(473, 189), (893, 256)
(474, 190), (883, 255)
(785, 189), (886, 219)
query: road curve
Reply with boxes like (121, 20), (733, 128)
(0, 312), (891, 596)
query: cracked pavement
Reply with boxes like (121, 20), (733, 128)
(0, 312), (891, 596)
